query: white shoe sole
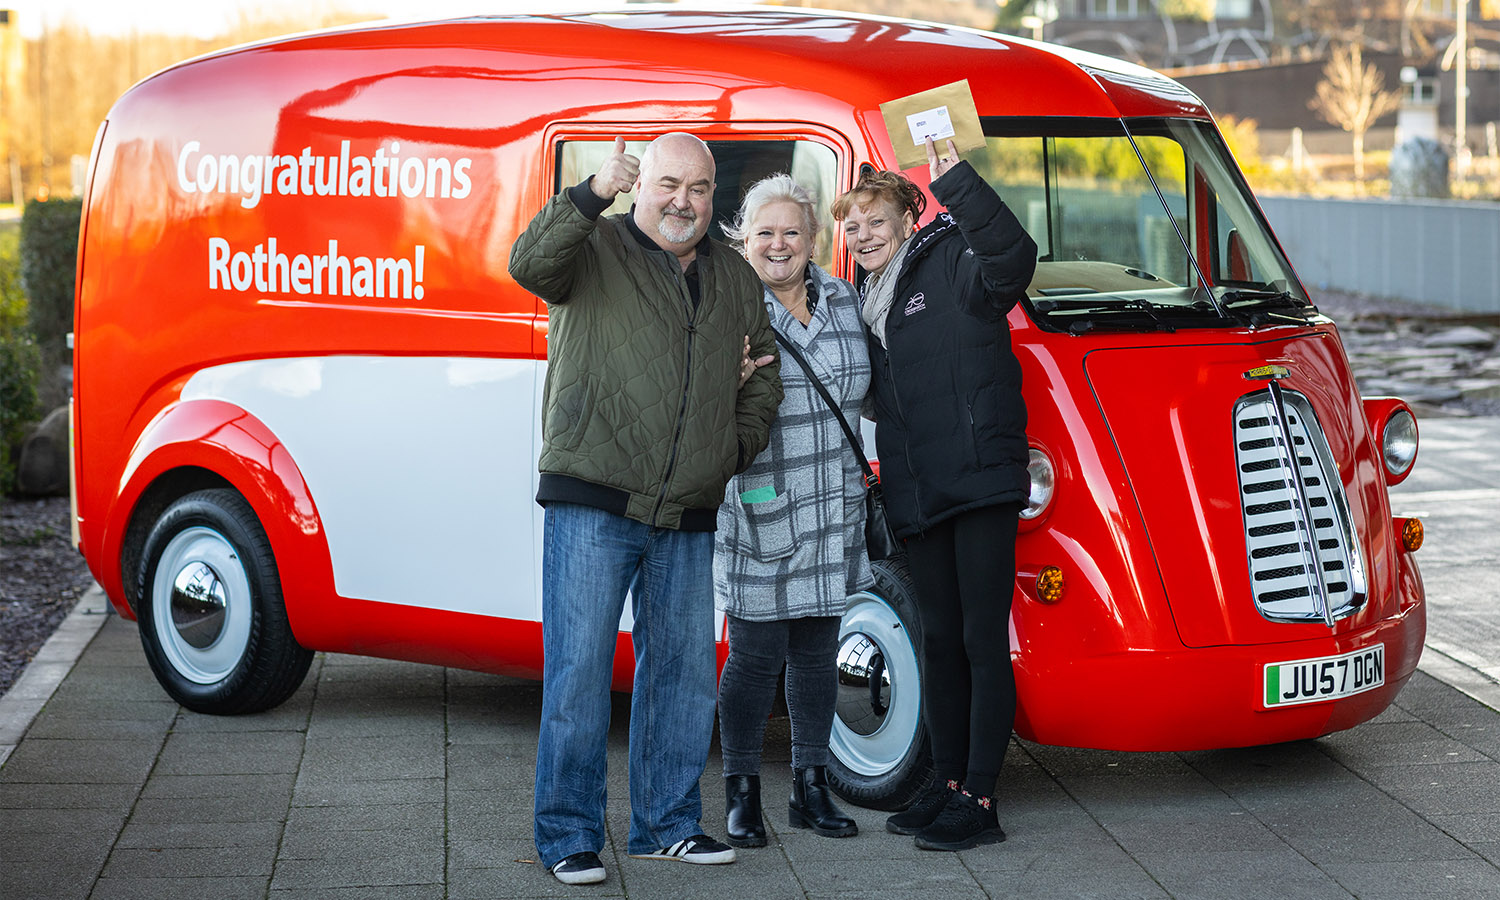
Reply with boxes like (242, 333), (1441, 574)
(627, 848), (737, 864)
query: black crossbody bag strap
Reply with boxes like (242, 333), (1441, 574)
(771, 330), (878, 489)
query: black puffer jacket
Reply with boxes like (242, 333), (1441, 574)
(867, 161), (1038, 539)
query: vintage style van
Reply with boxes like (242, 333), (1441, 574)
(73, 8), (1426, 808)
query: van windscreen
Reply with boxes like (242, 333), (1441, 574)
(972, 116), (1314, 333)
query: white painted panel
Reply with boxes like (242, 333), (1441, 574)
(184, 356), (540, 620)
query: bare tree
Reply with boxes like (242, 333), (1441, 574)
(1308, 43), (1403, 181)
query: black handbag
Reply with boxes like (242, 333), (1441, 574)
(772, 330), (903, 561)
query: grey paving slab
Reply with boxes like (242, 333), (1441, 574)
(277, 823), (443, 859)
(269, 886), (446, 900)
(0, 862), (105, 900)
(1319, 858), (1500, 899)
(270, 854), (444, 891)
(292, 774), (446, 807)
(449, 835), (539, 871)
(0, 737), (161, 784)
(447, 864), (627, 899)
(125, 794), (292, 825)
(168, 694), (316, 733)
(1371, 762), (1500, 817)
(89, 876), (270, 900)
(114, 819), (284, 850)
(0, 780), (140, 809)
(1428, 811), (1500, 844)
(1132, 849), (1352, 900)
(153, 730), (306, 776)
(790, 853), (982, 896)
(0, 804), (128, 834)
(100, 844), (278, 879)
(286, 799), (444, 831)
(305, 698), (444, 738)
(139, 772), (296, 799)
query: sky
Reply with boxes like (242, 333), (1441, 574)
(7, 0), (637, 39)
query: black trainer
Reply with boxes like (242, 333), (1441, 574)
(885, 777), (959, 835)
(628, 834), (737, 865)
(914, 789), (1007, 851)
(550, 850), (607, 884)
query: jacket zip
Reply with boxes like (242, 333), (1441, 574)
(881, 331), (926, 535)
(651, 259), (699, 526)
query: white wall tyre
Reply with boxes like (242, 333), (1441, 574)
(827, 558), (935, 810)
(136, 488), (313, 713)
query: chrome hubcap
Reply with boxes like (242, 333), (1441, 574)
(150, 526), (253, 685)
(170, 562), (228, 649)
(836, 633), (891, 736)
(831, 590), (922, 777)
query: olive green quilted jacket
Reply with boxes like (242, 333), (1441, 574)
(509, 192), (782, 529)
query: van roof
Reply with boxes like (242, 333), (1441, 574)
(148, 6), (1211, 123)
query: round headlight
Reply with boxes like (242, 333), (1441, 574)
(1020, 448), (1054, 521)
(1381, 409), (1418, 477)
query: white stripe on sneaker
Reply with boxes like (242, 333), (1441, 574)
(628, 834), (737, 865)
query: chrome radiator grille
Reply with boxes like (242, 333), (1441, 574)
(1233, 388), (1366, 625)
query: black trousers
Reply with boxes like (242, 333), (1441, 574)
(904, 503), (1021, 797)
(717, 614), (842, 775)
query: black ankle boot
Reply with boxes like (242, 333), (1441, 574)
(725, 774), (766, 848)
(788, 766), (857, 838)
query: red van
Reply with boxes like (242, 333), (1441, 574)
(72, 8), (1425, 807)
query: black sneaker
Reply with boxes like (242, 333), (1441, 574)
(885, 778), (959, 835)
(914, 790), (1006, 851)
(551, 850), (607, 884)
(628, 833), (737, 865)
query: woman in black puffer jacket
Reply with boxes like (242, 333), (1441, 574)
(832, 138), (1037, 852)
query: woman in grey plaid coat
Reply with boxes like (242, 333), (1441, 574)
(714, 174), (874, 848)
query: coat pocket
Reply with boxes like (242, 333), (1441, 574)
(738, 490), (796, 562)
(967, 382), (1014, 468)
(544, 374), (597, 452)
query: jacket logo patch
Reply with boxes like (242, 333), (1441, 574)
(904, 293), (926, 316)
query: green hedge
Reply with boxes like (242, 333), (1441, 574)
(20, 198), (83, 409)
(0, 227), (40, 495)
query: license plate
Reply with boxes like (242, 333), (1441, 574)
(1263, 644), (1385, 708)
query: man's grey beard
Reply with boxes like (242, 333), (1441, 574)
(656, 210), (698, 244)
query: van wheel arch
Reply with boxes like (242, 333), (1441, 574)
(120, 468), (235, 614)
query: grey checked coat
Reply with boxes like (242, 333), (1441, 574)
(714, 264), (875, 621)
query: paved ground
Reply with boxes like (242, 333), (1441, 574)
(1, 418), (1497, 900)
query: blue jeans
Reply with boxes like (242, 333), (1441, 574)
(533, 502), (718, 865)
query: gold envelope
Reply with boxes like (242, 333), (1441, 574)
(878, 79), (985, 171)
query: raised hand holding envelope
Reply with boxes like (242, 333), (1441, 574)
(878, 79), (985, 171)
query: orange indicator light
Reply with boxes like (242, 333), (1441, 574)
(1037, 566), (1065, 603)
(1400, 517), (1424, 552)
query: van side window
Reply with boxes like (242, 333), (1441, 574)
(557, 138), (838, 269)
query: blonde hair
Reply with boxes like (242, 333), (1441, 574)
(721, 173), (820, 254)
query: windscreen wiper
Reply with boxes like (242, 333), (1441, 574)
(1218, 288), (1315, 327)
(1220, 288), (1307, 309)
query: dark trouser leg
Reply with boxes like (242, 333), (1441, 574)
(904, 518), (968, 783)
(783, 615), (842, 770)
(905, 504), (1022, 796)
(717, 616), (790, 777)
(949, 504), (1020, 796)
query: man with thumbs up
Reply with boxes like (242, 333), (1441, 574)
(510, 133), (780, 884)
